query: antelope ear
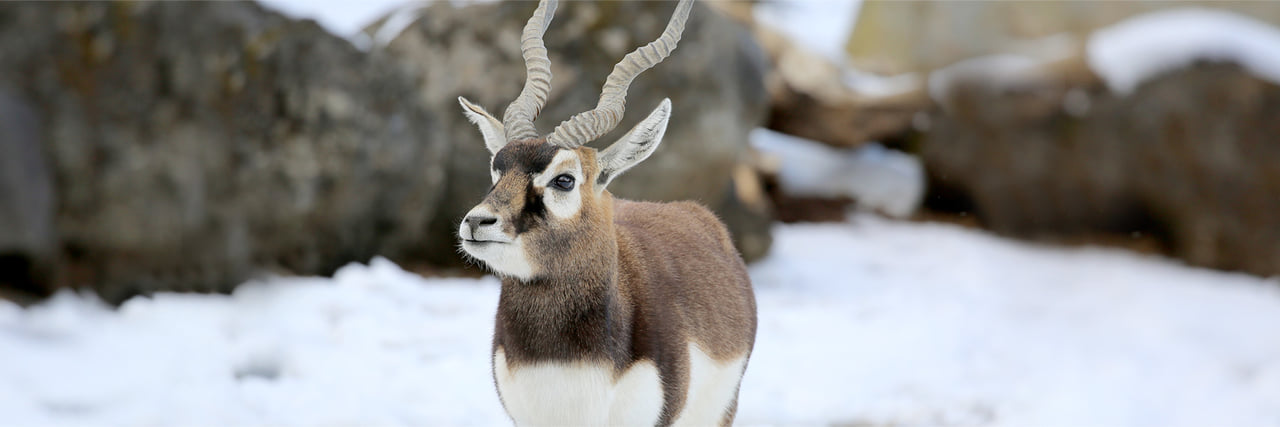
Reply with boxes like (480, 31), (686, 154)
(596, 99), (671, 189)
(458, 96), (508, 155)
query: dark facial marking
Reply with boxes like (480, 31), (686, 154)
(487, 140), (575, 235)
(515, 182), (546, 234)
(491, 140), (560, 176)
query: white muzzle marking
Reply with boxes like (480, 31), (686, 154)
(459, 206), (536, 280)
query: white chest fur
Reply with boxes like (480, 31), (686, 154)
(670, 344), (749, 426)
(493, 344), (749, 427)
(493, 348), (663, 426)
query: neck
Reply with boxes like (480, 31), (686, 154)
(493, 219), (631, 366)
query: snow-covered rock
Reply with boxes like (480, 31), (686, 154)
(257, 0), (420, 41)
(927, 54), (1051, 109)
(752, 128), (924, 218)
(1088, 8), (1280, 94)
(919, 59), (1280, 277)
(751, 0), (861, 66)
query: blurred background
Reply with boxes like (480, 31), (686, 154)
(2, 0), (1279, 425)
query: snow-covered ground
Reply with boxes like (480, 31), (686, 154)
(4, 216), (1279, 426)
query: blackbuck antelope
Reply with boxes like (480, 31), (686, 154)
(455, 0), (757, 425)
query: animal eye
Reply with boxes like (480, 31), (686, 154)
(551, 174), (575, 191)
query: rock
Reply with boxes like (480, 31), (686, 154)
(724, 6), (929, 149)
(0, 2), (447, 302)
(0, 88), (55, 299)
(847, 0), (1280, 75)
(920, 61), (1280, 277)
(752, 129), (925, 219)
(378, 0), (773, 264)
(767, 67), (927, 149)
(716, 162), (774, 261)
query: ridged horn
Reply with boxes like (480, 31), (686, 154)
(502, 0), (557, 141)
(546, 0), (693, 148)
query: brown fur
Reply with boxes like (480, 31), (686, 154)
(476, 141), (758, 425)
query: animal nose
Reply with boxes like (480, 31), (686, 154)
(465, 215), (498, 232)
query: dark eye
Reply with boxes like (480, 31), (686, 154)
(551, 174), (575, 191)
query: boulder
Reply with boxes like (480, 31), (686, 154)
(764, 46), (927, 149)
(377, 0), (773, 264)
(847, 0), (1280, 75)
(0, 89), (55, 301)
(920, 62), (1280, 276)
(709, 3), (929, 149)
(0, 2), (447, 302)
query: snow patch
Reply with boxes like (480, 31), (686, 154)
(1088, 8), (1280, 94)
(753, 1), (924, 99)
(925, 33), (1082, 108)
(844, 68), (923, 98)
(368, 5), (429, 48)
(927, 54), (1050, 108)
(258, 0), (497, 48)
(752, 128), (923, 218)
(753, 0), (863, 65)
(257, 0), (413, 39)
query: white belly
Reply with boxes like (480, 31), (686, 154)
(493, 345), (748, 427)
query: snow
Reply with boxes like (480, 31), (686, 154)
(367, 5), (430, 48)
(753, 0), (862, 65)
(257, 0), (501, 49)
(5, 216), (1280, 426)
(257, 0), (865, 58)
(258, 0), (415, 39)
(926, 32), (1079, 108)
(742, 218), (1280, 426)
(752, 0), (928, 99)
(751, 128), (923, 218)
(0, 262), (510, 426)
(843, 68), (924, 99)
(1088, 8), (1280, 95)
(926, 54), (1050, 107)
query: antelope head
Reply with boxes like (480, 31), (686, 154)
(456, 0), (693, 281)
